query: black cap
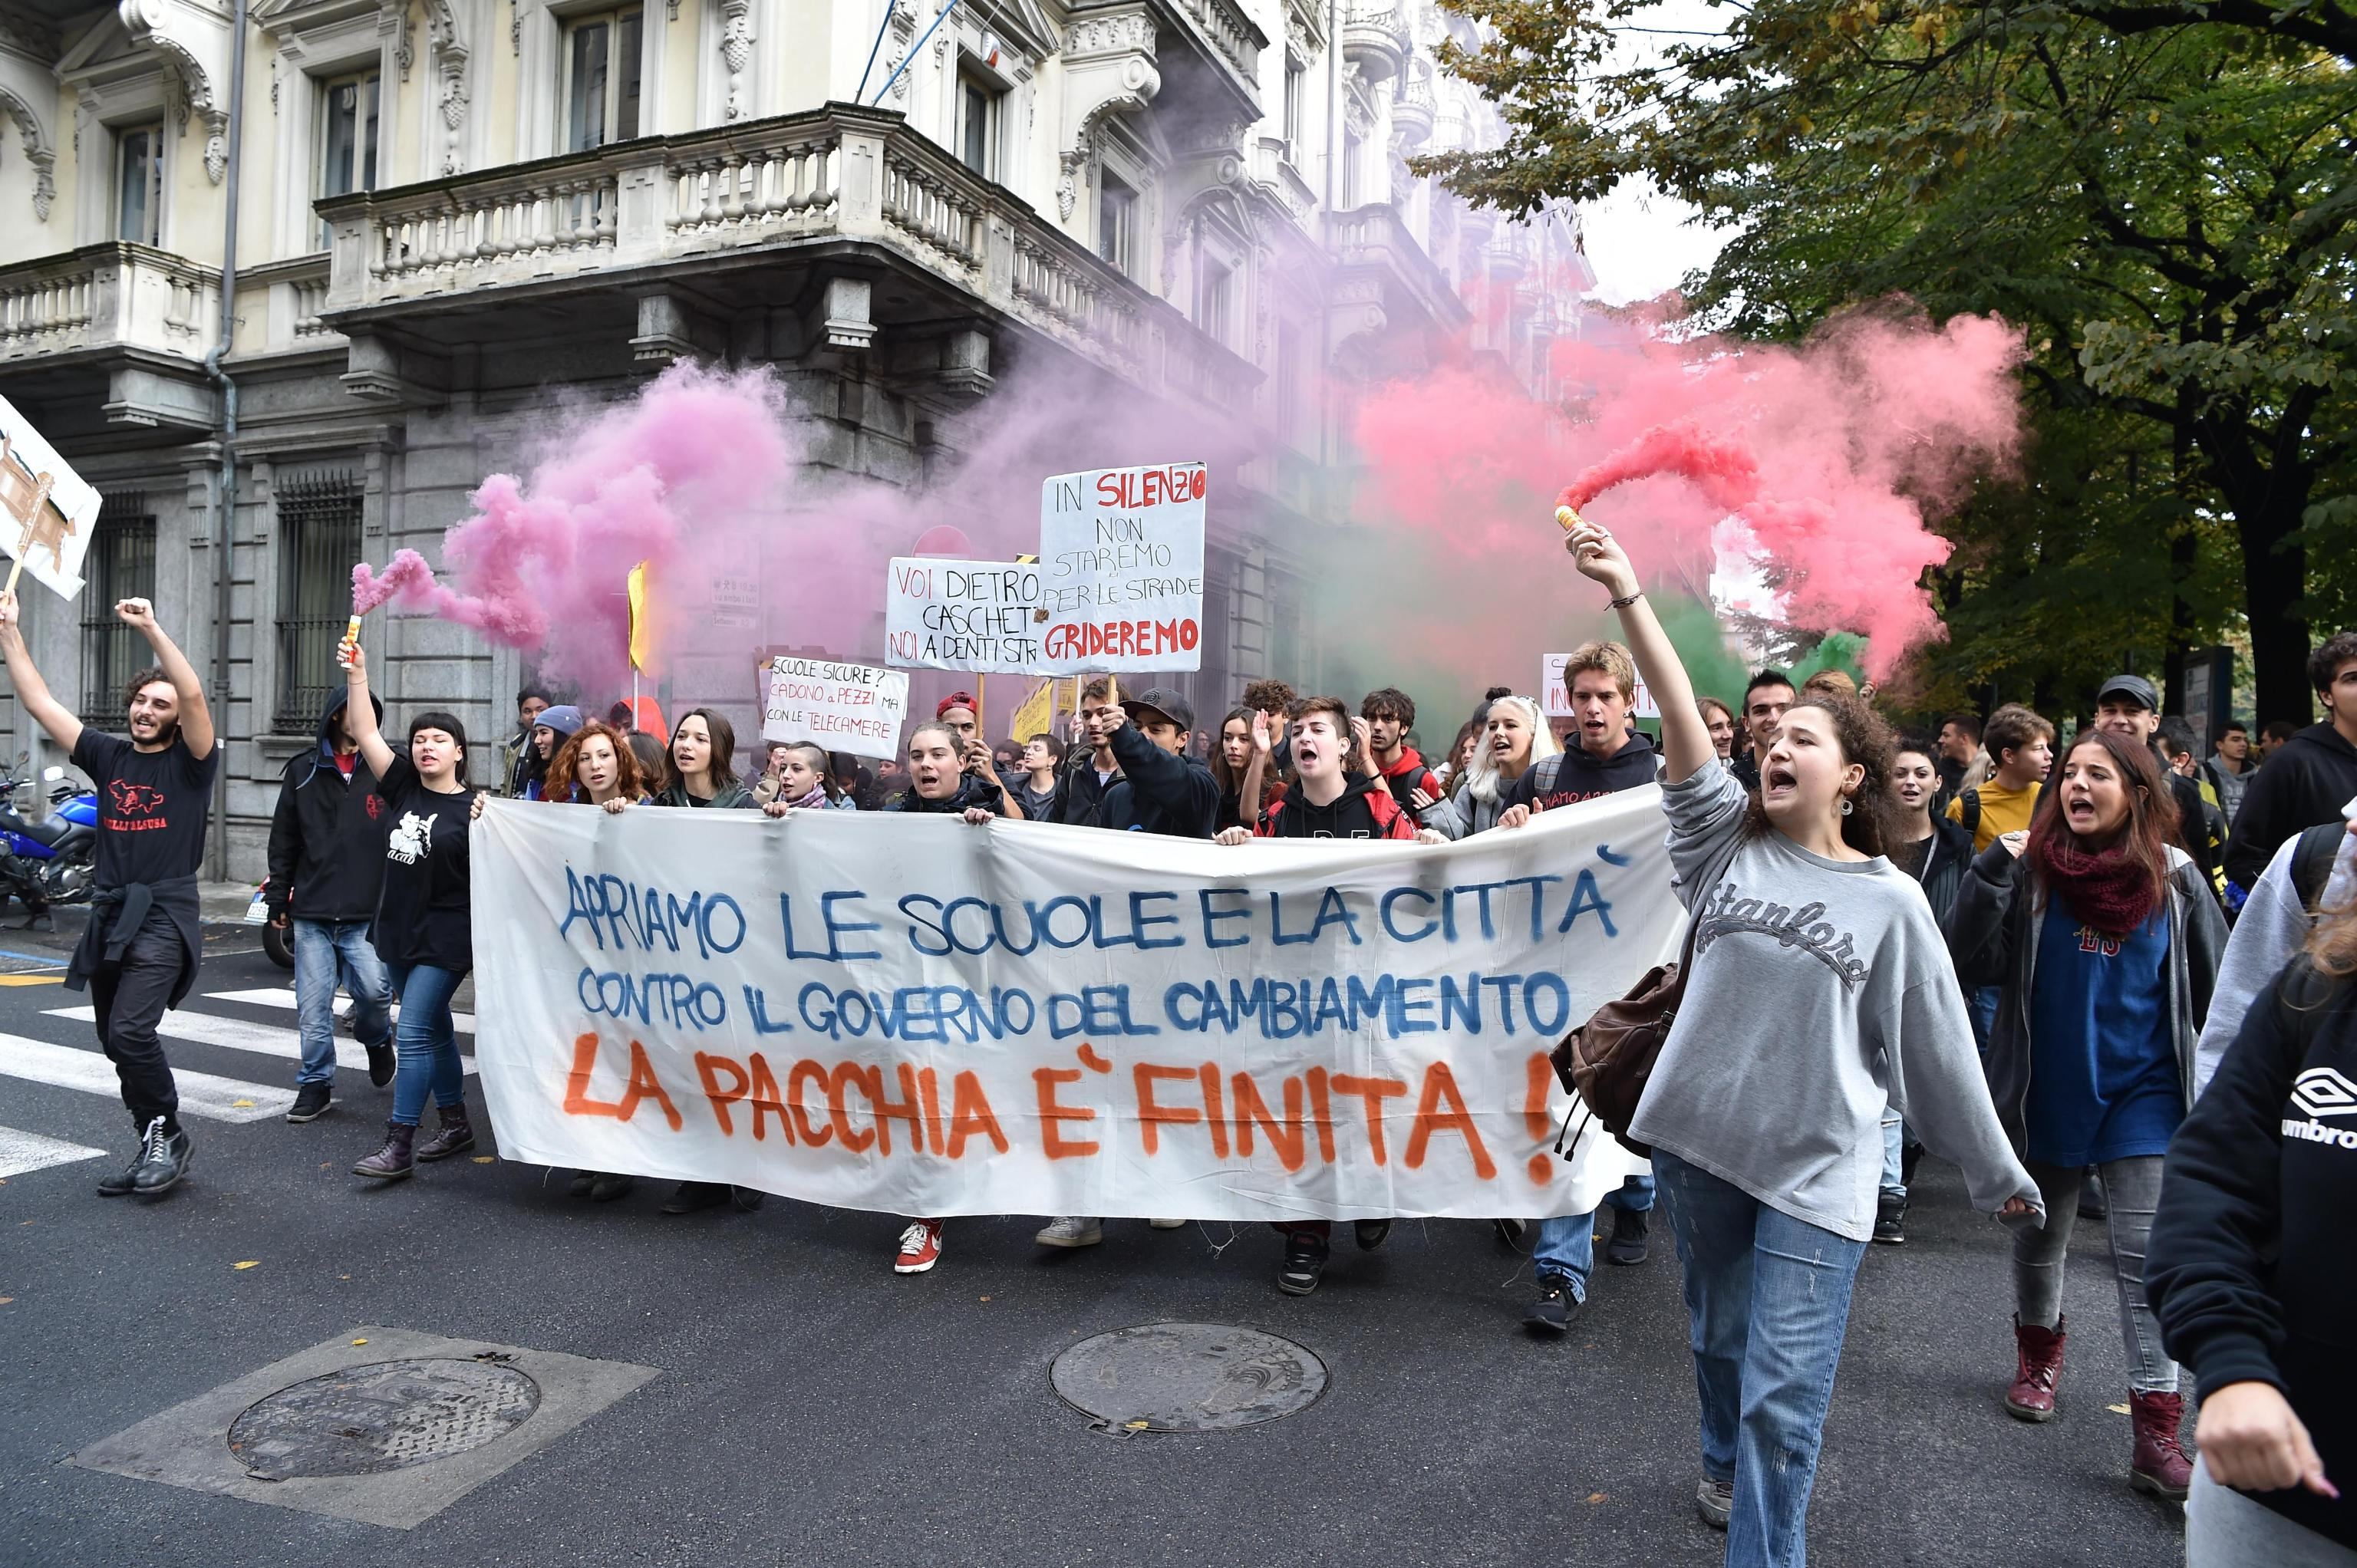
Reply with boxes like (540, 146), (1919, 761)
(1121, 687), (1195, 733)
(2096, 674), (2159, 712)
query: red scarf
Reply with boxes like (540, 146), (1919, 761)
(2035, 835), (2161, 937)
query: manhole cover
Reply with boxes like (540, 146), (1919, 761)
(226, 1358), (541, 1479)
(1050, 1323), (1327, 1432)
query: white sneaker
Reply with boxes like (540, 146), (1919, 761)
(1034, 1215), (1103, 1247)
(1149, 1218), (1186, 1230)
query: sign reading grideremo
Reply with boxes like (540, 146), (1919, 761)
(468, 789), (1674, 1218)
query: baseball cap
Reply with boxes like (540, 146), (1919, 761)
(1121, 687), (1195, 733)
(2096, 674), (2158, 712)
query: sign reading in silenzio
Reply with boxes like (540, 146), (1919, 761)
(760, 657), (910, 758)
(883, 558), (1044, 674)
(1037, 462), (1207, 674)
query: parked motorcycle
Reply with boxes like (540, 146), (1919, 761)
(246, 876), (296, 970)
(0, 755), (95, 923)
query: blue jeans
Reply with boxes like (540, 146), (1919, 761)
(385, 962), (466, 1127)
(1655, 1150), (1868, 1568)
(1969, 985), (1999, 1051)
(1533, 1174), (1656, 1301)
(291, 918), (391, 1085)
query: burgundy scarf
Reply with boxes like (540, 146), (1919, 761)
(2035, 835), (2161, 937)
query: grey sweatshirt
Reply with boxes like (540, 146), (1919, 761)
(1628, 766), (2042, 1241)
(2194, 819), (2357, 1095)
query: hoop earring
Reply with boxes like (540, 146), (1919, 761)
(1839, 798), (1854, 816)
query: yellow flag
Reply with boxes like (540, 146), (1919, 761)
(626, 560), (651, 671)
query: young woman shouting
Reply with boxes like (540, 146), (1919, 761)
(1422, 694), (1558, 840)
(1949, 728), (2226, 1499)
(1567, 519), (2039, 1566)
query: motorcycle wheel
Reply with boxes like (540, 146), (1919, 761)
(262, 920), (295, 970)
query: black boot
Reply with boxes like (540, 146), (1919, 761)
(1606, 1204), (1651, 1265)
(663, 1181), (728, 1214)
(414, 1101), (476, 1161)
(353, 1121), (417, 1181)
(130, 1117), (192, 1196)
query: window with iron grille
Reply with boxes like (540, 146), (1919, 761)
(275, 469), (364, 733)
(78, 494), (158, 727)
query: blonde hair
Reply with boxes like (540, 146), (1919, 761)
(1561, 640), (1638, 702)
(1802, 668), (1858, 699)
(1464, 694), (1561, 805)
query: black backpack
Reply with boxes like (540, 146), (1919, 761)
(2290, 820), (2347, 914)
(1956, 786), (1983, 839)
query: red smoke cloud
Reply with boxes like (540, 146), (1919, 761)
(1353, 306), (2026, 678)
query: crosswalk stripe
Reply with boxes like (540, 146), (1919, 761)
(0, 1124), (105, 1177)
(45, 1006), (476, 1078)
(204, 987), (477, 1035)
(0, 1034), (293, 1122)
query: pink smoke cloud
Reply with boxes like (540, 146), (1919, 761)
(1353, 305), (2026, 679)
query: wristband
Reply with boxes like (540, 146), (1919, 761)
(1607, 589), (1643, 611)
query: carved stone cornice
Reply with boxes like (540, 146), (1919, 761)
(118, 0), (232, 183)
(422, 0), (469, 173)
(0, 84), (56, 221)
(1056, 3), (1157, 222)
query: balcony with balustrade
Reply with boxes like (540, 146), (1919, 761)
(315, 101), (1258, 414)
(1329, 202), (1469, 347)
(0, 242), (222, 429)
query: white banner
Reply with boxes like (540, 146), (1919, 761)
(1036, 463), (1207, 673)
(0, 394), (100, 599)
(469, 791), (1673, 1219)
(1544, 653), (1660, 720)
(760, 656), (909, 757)
(883, 557), (1046, 674)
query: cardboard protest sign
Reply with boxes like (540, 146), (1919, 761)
(1007, 677), (1068, 746)
(0, 394), (100, 599)
(1544, 653), (1660, 720)
(1036, 463), (1207, 674)
(467, 789), (1673, 1219)
(884, 557), (1046, 674)
(760, 656), (909, 757)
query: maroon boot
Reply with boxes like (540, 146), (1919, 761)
(2006, 1314), (2066, 1421)
(2129, 1390), (2194, 1499)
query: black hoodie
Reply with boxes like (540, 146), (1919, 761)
(2227, 722), (2357, 890)
(887, 771), (1009, 816)
(1103, 721), (1218, 838)
(264, 690), (387, 923)
(1258, 772), (1416, 841)
(1503, 732), (1660, 812)
(2149, 959), (2357, 1550)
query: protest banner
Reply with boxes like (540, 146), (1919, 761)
(1544, 653), (1660, 720)
(760, 656), (909, 757)
(467, 789), (1671, 1219)
(0, 394), (100, 599)
(1036, 463), (1207, 674)
(884, 557), (1046, 674)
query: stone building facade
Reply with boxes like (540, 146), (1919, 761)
(0, 0), (1594, 877)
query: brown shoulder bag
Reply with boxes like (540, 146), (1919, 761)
(1548, 915), (1699, 1159)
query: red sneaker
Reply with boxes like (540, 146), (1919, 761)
(895, 1219), (944, 1274)
(2006, 1313), (2066, 1421)
(2129, 1390), (2194, 1499)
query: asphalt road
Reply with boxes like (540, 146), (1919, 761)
(1, 920), (2188, 1567)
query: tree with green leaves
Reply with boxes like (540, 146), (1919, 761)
(1418, 0), (2355, 722)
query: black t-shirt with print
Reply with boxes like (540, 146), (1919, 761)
(72, 730), (219, 888)
(370, 754), (478, 973)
